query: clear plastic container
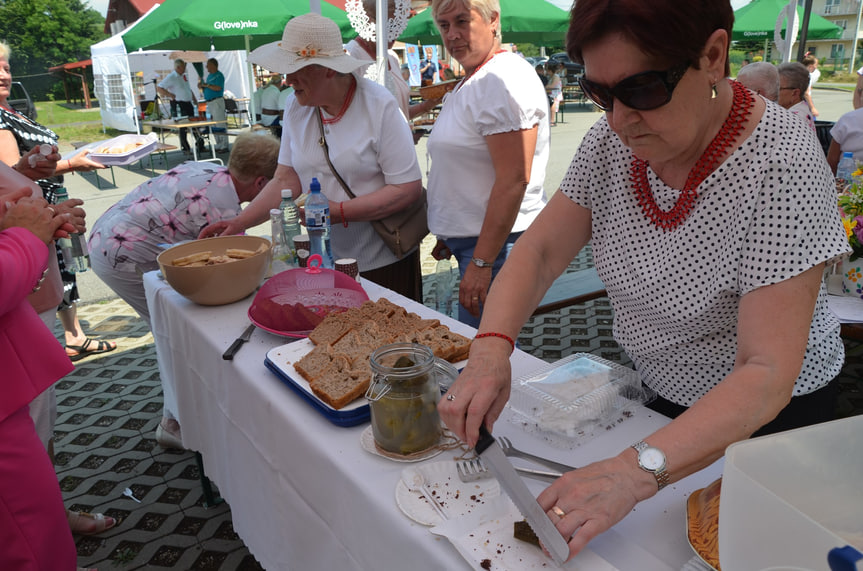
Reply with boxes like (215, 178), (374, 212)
(507, 353), (653, 447)
(719, 415), (863, 571)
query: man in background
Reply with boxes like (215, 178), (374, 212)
(157, 59), (205, 155)
(198, 58), (230, 153)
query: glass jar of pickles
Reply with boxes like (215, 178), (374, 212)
(366, 343), (441, 455)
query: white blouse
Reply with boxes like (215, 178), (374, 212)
(561, 102), (849, 406)
(427, 52), (549, 239)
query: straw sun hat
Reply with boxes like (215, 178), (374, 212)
(249, 13), (367, 75)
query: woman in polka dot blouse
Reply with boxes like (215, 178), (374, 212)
(438, 0), (850, 561)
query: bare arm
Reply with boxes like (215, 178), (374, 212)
(332, 180), (422, 224)
(536, 263), (824, 560)
(827, 139), (842, 175)
(198, 163), (298, 238)
(438, 191), (592, 444)
(459, 126), (539, 318)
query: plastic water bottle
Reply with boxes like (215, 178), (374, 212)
(279, 189), (303, 262)
(53, 187), (89, 272)
(433, 258), (456, 315)
(304, 177), (333, 268)
(836, 151), (856, 192)
(269, 208), (294, 274)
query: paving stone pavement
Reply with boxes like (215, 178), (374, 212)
(58, 241), (862, 569)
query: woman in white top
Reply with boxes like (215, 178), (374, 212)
(200, 14), (424, 300)
(427, 0), (549, 327)
(438, 0), (847, 562)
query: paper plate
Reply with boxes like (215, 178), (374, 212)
(249, 266), (369, 338)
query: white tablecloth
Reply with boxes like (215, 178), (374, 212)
(143, 272), (722, 571)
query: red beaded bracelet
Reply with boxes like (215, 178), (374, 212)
(474, 332), (515, 353)
(340, 201), (348, 227)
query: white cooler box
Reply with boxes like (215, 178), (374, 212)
(719, 415), (863, 571)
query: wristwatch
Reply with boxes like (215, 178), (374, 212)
(631, 440), (670, 490)
(471, 256), (493, 268)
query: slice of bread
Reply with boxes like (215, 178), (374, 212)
(293, 344), (334, 383)
(309, 357), (371, 409)
(308, 312), (353, 346)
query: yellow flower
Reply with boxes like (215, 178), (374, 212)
(853, 167), (863, 177)
(843, 217), (857, 239)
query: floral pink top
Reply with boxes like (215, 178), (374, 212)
(88, 162), (242, 274)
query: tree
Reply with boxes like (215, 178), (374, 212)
(0, 0), (106, 99)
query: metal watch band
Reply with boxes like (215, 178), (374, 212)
(471, 257), (493, 268)
(631, 440), (669, 490)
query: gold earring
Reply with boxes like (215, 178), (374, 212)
(711, 82), (718, 99)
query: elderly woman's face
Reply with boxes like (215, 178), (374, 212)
(435, 4), (498, 71)
(0, 57), (11, 102)
(583, 33), (706, 166)
(284, 65), (331, 107)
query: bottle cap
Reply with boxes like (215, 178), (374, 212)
(310, 177), (321, 193)
(269, 208), (281, 216)
(281, 189), (293, 199)
(843, 151), (853, 158)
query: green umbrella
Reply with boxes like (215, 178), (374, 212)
(122, 0), (356, 53)
(732, 0), (842, 42)
(399, 0), (570, 45)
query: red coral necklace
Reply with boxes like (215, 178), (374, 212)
(631, 79), (754, 230)
(320, 76), (357, 125)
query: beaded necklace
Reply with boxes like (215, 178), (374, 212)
(631, 79), (753, 231)
(319, 76), (357, 126)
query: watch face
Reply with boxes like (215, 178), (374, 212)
(639, 447), (666, 471)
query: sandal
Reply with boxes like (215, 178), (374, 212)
(66, 338), (117, 362)
(68, 510), (118, 535)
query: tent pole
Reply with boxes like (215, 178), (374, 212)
(246, 35), (257, 124)
(375, 0), (388, 87)
(796, 0), (814, 61)
(850, 0), (863, 73)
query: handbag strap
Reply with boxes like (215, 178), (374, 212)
(316, 108), (356, 200)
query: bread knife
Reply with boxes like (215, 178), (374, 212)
(475, 425), (570, 565)
(222, 323), (255, 360)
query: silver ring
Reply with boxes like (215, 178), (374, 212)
(552, 506), (566, 518)
(446, 394), (456, 401)
(47, 206), (56, 216)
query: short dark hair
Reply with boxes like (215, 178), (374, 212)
(566, 0), (734, 77)
(207, 58), (219, 68)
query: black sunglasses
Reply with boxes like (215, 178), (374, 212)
(578, 62), (691, 112)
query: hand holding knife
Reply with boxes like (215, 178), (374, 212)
(475, 425), (570, 565)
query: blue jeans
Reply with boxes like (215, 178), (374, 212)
(444, 232), (521, 328)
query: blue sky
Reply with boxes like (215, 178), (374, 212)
(87, 0), (109, 17)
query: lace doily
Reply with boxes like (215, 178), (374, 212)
(346, 0), (410, 42)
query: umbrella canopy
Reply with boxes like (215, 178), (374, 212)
(732, 0), (842, 42)
(122, 0), (356, 53)
(399, 0), (570, 45)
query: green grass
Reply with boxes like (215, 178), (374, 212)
(36, 101), (123, 150)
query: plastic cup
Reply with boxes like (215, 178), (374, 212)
(334, 258), (359, 281)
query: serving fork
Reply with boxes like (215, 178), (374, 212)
(456, 458), (562, 483)
(496, 436), (576, 474)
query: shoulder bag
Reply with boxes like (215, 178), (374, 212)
(316, 109), (428, 259)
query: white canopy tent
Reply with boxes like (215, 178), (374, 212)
(91, 10), (252, 134)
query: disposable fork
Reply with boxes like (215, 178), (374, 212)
(456, 458), (562, 483)
(496, 436), (577, 474)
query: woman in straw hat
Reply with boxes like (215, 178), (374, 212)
(200, 13), (424, 300)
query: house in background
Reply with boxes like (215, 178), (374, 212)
(806, 0), (863, 71)
(104, 0), (162, 35)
